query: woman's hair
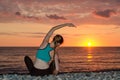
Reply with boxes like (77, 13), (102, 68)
(53, 34), (64, 45)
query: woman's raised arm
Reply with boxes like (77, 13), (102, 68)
(40, 23), (76, 48)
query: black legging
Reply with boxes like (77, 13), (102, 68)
(24, 56), (55, 76)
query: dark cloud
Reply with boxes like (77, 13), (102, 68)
(46, 14), (67, 20)
(93, 9), (117, 19)
(15, 12), (21, 16)
(15, 11), (40, 21)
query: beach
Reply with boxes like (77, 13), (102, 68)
(0, 47), (120, 80)
(0, 71), (120, 80)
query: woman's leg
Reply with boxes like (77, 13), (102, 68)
(24, 56), (49, 76)
(24, 56), (57, 76)
(24, 56), (34, 74)
(24, 56), (33, 72)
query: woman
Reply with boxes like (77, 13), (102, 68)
(24, 23), (76, 76)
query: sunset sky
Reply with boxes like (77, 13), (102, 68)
(0, 0), (120, 47)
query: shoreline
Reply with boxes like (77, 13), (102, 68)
(1, 68), (120, 75)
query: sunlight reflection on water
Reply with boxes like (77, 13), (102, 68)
(87, 47), (93, 62)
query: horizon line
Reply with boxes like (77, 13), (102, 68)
(0, 46), (120, 47)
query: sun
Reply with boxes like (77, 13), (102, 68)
(79, 37), (99, 47)
(87, 41), (92, 47)
(83, 39), (95, 47)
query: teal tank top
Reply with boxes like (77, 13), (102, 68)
(36, 43), (54, 62)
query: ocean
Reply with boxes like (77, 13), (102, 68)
(0, 47), (120, 74)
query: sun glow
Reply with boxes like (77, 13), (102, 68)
(85, 40), (94, 47)
(80, 38), (98, 47)
(87, 42), (92, 47)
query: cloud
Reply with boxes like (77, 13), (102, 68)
(15, 11), (40, 21)
(113, 25), (120, 29)
(46, 14), (67, 20)
(0, 32), (16, 35)
(93, 9), (117, 19)
(0, 0), (120, 25)
(21, 32), (46, 35)
(15, 12), (21, 16)
(0, 32), (46, 38)
(115, 0), (120, 2)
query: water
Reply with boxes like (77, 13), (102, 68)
(0, 47), (120, 74)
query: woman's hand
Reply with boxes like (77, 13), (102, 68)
(53, 70), (59, 75)
(61, 23), (76, 27)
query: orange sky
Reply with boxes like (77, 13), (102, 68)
(0, 0), (120, 47)
(0, 23), (119, 47)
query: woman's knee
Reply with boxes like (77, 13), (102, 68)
(24, 56), (29, 62)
